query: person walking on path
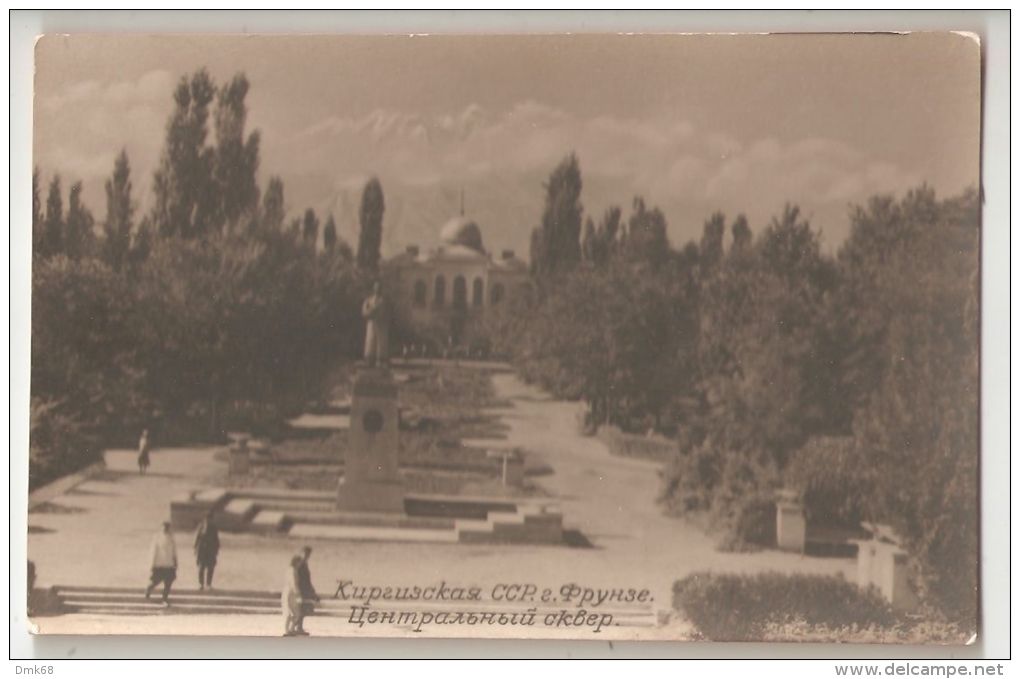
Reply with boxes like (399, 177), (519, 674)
(137, 429), (151, 474)
(293, 546), (319, 635)
(282, 556), (303, 636)
(145, 522), (177, 607)
(193, 512), (220, 590)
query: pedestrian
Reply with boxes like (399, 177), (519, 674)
(137, 428), (151, 474)
(293, 546), (319, 635)
(282, 555), (303, 636)
(193, 511), (220, 590)
(145, 521), (177, 607)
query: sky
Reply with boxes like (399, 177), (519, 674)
(34, 33), (980, 257)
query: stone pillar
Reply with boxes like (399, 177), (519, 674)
(775, 490), (806, 552)
(854, 538), (919, 613)
(228, 440), (250, 476)
(337, 367), (404, 513)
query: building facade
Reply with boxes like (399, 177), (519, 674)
(385, 215), (529, 347)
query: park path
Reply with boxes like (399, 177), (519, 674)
(27, 369), (854, 639)
(483, 373), (854, 606)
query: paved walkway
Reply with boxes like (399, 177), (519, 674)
(27, 372), (854, 639)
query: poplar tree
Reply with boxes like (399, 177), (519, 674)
(357, 177), (385, 271)
(103, 150), (134, 271)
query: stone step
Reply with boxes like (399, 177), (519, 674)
(250, 510), (288, 534)
(285, 510), (454, 530)
(288, 523), (459, 543)
(255, 499), (336, 513)
(216, 498), (259, 531)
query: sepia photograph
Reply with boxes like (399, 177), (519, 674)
(24, 28), (983, 645)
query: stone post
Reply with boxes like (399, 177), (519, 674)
(228, 435), (250, 476)
(853, 525), (919, 612)
(775, 489), (806, 552)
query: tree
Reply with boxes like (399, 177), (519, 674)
(42, 175), (64, 257)
(699, 211), (726, 273)
(621, 197), (669, 268)
(582, 206), (622, 268)
(64, 181), (95, 260)
(357, 177), (385, 271)
(581, 217), (597, 264)
(103, 150), (134, 271)
(150, 70), (217, 239)
(731, 214), (751, 253)
(679, 204), (839, 517)
(32, 168), (44, 259)
(530, 153), (583, 277)
(262, 176), (285, 232)
(323, 213), (338, 252)
(302, 208), (319, 248)
(214, 74), (261, 230)
(835, 187), (979, 623)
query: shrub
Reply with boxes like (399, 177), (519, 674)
(597, 425), (676, 463)
(659, 443), (720, 514)
(786, 436), (872, 527)
(717, 493), (776, 551)
(29, 399), (102, 489)
(672, 571), (895, 641)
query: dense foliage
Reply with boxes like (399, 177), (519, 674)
(672, 571), (896, 641)
(31, 69), (367, 488)
(494, 155), (979, 622)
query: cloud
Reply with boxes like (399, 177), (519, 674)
(274, 101), (925, 256)
(34, 69), (179, 216)
(34, 79), (924, 256)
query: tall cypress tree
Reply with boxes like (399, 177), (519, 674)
(150, 70), (216, 239)
(262, 176), (285, 232)
(302, 208), (319, 248)
(357, 177), (385, 271)
(529, 153), (583, 278)
(214, 73), (261, 231)
(64, 181), (94, 259)
(103, 150), (134, 271)
(43, 175), (64, 257)
(32, 168), (44, 259)
(323, 213), (338, 253)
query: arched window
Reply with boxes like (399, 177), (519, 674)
(413, 280), (427, 307)
(472, 278), (484, 307)
(490, 283), (505, 305)
(434, 275), (446, 308)
(453, 275), (468, 310)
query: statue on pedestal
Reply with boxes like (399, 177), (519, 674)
(361, 281), (389, 367)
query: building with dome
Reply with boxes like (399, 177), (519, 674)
(385, 212), (529, 347)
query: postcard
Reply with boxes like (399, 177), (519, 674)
(27, 31), (980, 642)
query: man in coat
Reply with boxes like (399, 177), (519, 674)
(194, 511), (220, 590)
(293, 545), (320, 635)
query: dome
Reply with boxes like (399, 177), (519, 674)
(439, 216), (485, 253)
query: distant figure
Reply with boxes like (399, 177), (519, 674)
(282, 555), (303, 636)
(193, 512), (220, 590)
(293, 546), (319, 635)
(137, 429), (151, 474)
(145, 522), (177, 607)
(361, 281), (390, 367)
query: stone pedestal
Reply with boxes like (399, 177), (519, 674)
(776, 492), (806, 552)
(337, 367), (404, 513)
(228, 444), (250, 476)
(486, 448), (524, 487)
(853, 538), (919, 612)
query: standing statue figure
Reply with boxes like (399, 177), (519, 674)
(361, 281), (390, 367)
